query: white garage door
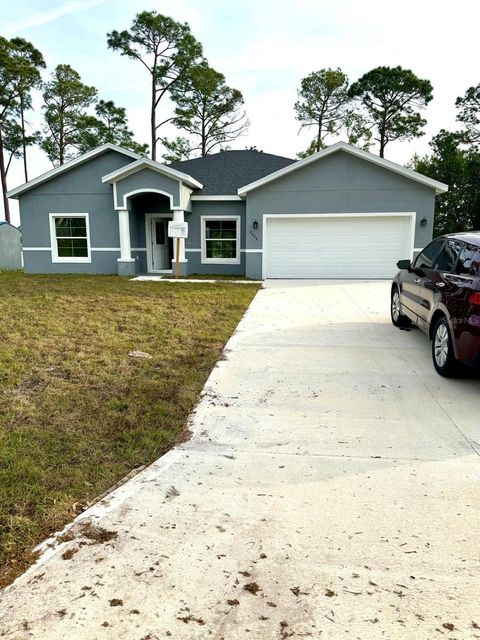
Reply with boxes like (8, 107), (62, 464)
(264, 214), (413, 279)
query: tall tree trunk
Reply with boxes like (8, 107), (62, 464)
(20, 94), (28, 182)
(316, 116), (323, 153)
(201, 109), (206, 156)
(0, 127), (11, 223)
(379, 118), (386, 158)
(59, 111), (64, 165)
(151, 75), (157, 161)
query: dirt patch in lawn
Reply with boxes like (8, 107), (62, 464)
(0, 272), (259, 588)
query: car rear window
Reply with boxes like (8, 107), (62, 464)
(455, 245), (480, 276)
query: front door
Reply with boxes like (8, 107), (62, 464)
(151, 219), (169, 270)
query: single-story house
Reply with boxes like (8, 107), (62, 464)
(7, 141), (448, 279)
(0, 221), (22, 270)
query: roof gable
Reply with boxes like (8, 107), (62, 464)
(101, 157), (203, 190)
(237, 142), (448, 196)
(6, 144), (141, 199)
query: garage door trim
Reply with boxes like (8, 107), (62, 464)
(262, 212), (416, 279)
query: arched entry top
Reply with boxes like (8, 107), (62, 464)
(102, 157), (203, 211)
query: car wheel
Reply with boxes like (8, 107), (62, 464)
(391, 287), (411, 328)
(432, 316), (457, 377)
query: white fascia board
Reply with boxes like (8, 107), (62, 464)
(237, 141), (449, 196)
(102, 158), (203, 190)
(190, 195), (242, 201)
(6, 144), (142, 199)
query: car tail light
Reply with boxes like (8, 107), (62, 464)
(469, 292), (480, 305)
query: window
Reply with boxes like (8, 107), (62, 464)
(201, 216), (240, 264)
(413, 239), (445, 269)
(455, 244), (480, 276)
(433, 240), (462, 272)
(49, 214), (91, 263)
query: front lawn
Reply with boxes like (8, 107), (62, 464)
(0, 272), (259, 587)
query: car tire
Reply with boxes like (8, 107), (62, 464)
(432, 316), (458, 377)
(391, 287), (411, 328)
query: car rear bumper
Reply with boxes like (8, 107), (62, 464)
(455, 315), (480, 366)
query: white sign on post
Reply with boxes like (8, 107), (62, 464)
(168, 221), (188, 238)
(168, 221), (188, 279)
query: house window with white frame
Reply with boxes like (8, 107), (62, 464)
(49, 214), (91, 262)
(201, 216), (240, 264)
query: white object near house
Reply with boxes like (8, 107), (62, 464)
(0, 222), (22, 270)
(168, 221), (188, 238)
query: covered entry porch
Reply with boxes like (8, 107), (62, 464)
(127, 192), (188, 275)
(101, 157), (202, 275)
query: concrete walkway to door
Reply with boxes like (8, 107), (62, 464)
(1, 281), (479, 639)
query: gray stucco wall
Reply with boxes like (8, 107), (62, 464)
(19, 151), (134, 274)
(244, 150), (437, 278)
(0, 224), (22, 269)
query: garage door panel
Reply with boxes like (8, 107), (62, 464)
(265, 215), (412, 278)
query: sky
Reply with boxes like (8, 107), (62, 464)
(2, 0), (480, 225)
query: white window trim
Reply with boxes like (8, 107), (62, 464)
(49, 213), (91, 264)
(201, 215), (241, 265)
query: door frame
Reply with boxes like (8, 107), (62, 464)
(261, 212), (416, 279)
(145, 213), (173, 273)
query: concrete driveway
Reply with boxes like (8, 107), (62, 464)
(1, 281), (479, 640)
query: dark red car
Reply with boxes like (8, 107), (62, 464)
(391, 232), (480, 376)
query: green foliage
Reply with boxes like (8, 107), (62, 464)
(2, 118), (40, 174)
(0, 36), (45, 220)
(76, 100), (148, 155)
(348, 66), (433, 157)
(41, 64), (97, 165)
(412, 130), (480, 236)
(169, 61), (248, 156)
(0, 36), (44, 121)
(295, 68), (350, 154)
(161, 136), (193, 163)
(343, 110), (372, 150)
(107, 11), (203, 159)
(456, 84), (480, 145)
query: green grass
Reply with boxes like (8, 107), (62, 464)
(0, 272), (259, 587)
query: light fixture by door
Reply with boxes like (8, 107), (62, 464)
(420, 218), (427, 227)
(252, 220), (258, 230)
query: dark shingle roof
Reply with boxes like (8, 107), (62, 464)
(169, 150), (295, 195)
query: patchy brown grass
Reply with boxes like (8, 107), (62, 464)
(0, 272), (259, 587)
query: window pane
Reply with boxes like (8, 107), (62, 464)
(155, 221), (165, 244)
(72, 240), (88, 257)
(55, 217), (87, 237)
(56, 237), (88, 257)
(220, 229), (237, 239)
(205, 219), (237, 239)
(220, 240), (236, 258)
(206, 240), (223, 258)
(57, 239), (74, 256)
(206, 240), (237, 259)
(205, 221), (221, 239)
(434, 240), (462, 272)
